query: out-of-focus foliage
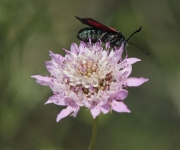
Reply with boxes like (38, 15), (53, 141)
(0, 0), (180, 149)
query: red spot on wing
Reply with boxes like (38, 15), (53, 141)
(110, 27), (116, 32)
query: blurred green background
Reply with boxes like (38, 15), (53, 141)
(0, 0), (180, 149)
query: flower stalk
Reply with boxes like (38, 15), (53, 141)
(88, 117), (98, 150)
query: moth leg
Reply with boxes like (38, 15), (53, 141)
(98, 32), (108, 41)
(120, 43), (127, 58)
(108, 36), (119, 47)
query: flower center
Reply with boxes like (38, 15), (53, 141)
(63, 52), (115, 98)
(78, 59), (98, 78)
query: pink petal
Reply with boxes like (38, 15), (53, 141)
(122, 65), (132, 77)
(64, 54), (73, 62)
(105, 42), (110, 49)
(72, 106), (80, 117)
(115, 89), (128, 100)
(126, 77), (149, 87)
(45, 95), (67, 105)
(79, 42), (86, 53)
(56, 106), (72, 122)
(125, 58), (141, 64)
(70, 43), (79, 54)
(119, 43), (125, 51)
(31, 75), (51, 86)
(100, 104), (110, 114)
(113, 49), (123, 62)
(49, 51), (64, 64)
(112, 101), (131, 113)
(109, 44), (124, 63)
(90, 106), (101, 119)
(45, 61), (54, 72)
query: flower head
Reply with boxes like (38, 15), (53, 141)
(32, 41), (148, 122)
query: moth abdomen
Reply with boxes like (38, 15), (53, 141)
(77, 27), (103, 42)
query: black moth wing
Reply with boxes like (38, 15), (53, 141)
(75, 16), (117, 33)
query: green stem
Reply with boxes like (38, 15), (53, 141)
(88, 117), (98, 150)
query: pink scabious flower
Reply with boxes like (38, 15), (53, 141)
(31, 41), (148, 122)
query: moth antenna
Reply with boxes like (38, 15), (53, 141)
(126, 27), (142, 42)
(128, 42), (150, 55)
